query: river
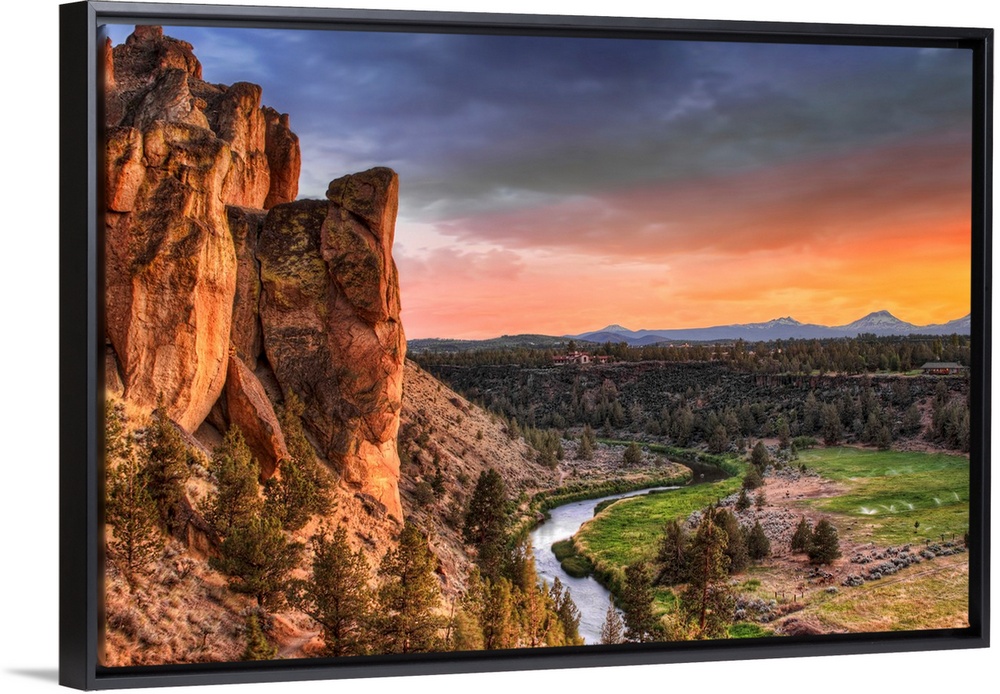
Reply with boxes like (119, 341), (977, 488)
(529, 486), (677, 644)
(529, 460), (729, 644)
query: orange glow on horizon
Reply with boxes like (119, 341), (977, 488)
(398, 133), (971, 340)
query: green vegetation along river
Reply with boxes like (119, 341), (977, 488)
(529, 456), (730, 643)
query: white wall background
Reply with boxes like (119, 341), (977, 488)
(1, 1), (994, 692)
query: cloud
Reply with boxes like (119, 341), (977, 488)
(427, 129), (970, 260)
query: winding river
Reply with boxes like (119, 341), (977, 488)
(529, 460), (730, 644)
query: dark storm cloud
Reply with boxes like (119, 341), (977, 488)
(103, 23), (971, 233)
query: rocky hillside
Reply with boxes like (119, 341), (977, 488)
(398, 360), (557, 594)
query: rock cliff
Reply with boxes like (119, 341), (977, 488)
(258, 169), (406, 520)
(103, 27), (404, 517)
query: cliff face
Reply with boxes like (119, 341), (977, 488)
(258, 169), (406, 520)
(103, 26), (404, 516)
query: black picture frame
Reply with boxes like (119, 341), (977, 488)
(59, 1), (992, 690)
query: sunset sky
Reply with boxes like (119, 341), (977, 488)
(105, 24), (973, 339)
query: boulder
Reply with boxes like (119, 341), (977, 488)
(224, 354), (289, 480)
(258, 168), (406, 520)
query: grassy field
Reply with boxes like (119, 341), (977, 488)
(796, 448), (970, 545)
(573, 470), (742, 589)
(809, 554), (970, 632)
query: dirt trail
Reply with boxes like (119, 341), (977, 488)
(277, 629), (322, 659)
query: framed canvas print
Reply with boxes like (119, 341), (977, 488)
(59, 0), (991, 690)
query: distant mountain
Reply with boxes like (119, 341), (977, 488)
(569, 310), (970, 345)
(919, 314), (972, 335)
(835, 310), (918, 334)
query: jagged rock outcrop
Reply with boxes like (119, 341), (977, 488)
(263, 108), (301, 209)
(258, 168), (406, 521)
(104, 26), (406, 520)
(104, 119), (236, 432)
(103, 26), (300, 431)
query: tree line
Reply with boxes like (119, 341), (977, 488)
(413, 334), (970, 376)
(426, 359), (970, 460)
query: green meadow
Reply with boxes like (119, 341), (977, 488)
(573, 467), (743, 589)
(796, 448), (970, 545)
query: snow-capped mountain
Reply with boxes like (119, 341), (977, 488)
(834, 310), (918, 335)
(570, 311), (970, 345)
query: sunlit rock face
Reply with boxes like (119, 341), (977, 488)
(103, 27), (300, 432)
(258, 168), (406, 521)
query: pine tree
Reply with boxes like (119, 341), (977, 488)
(576, 429), (594, 460)
(142, 402), (191, 534)
(750, 441), (770, 469)
(446, 602), (485, 652)
(377, 523), (445, 654)
(206, 427), (262, 536)
(548, 578), (583, 645)
(735, 487), (751, 512)
(264, 454), (331, 532)
(242, 613), (277, 661)
(290, 526), (373, 657)
(790, 517), (812, 553)
(599, 596), (625, 645)
(622, 441), (643, 467)
(654, 519), (689, 586)
(516, 581), (550, 648)
(708, 424), (729, 454)
(742, 464), (764, 491)
(620, 561), (660, 643)
(210, 514), (302, 609)
(776, 418), (792, 449)
(717, 509), (749, 575)
(820, 403), (843, 446)
(278, 391), (315, 463)
(472, 575), (518, 650)
(808, 518), (842, 565)
(682, 508), (735, 639)
(746, 520), (771, 561)
(463, 469), (511, 580)
(755, 490), (767, 509)
(105, 402), (161, 576)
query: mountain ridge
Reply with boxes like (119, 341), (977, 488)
(409, 311), (971, 352)
(571, 310), (971, 345)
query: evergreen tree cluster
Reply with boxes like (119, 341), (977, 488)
(789, 516), (842, 565)
(417, 342), (971, 457)
(605, 502), (777, 643)
(413, 334), (970, 375)
(652, 506), (772, 592)
(104, 400), (163, 578)
(104, 399), (205, 577)
(458, 469), (584, 649)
